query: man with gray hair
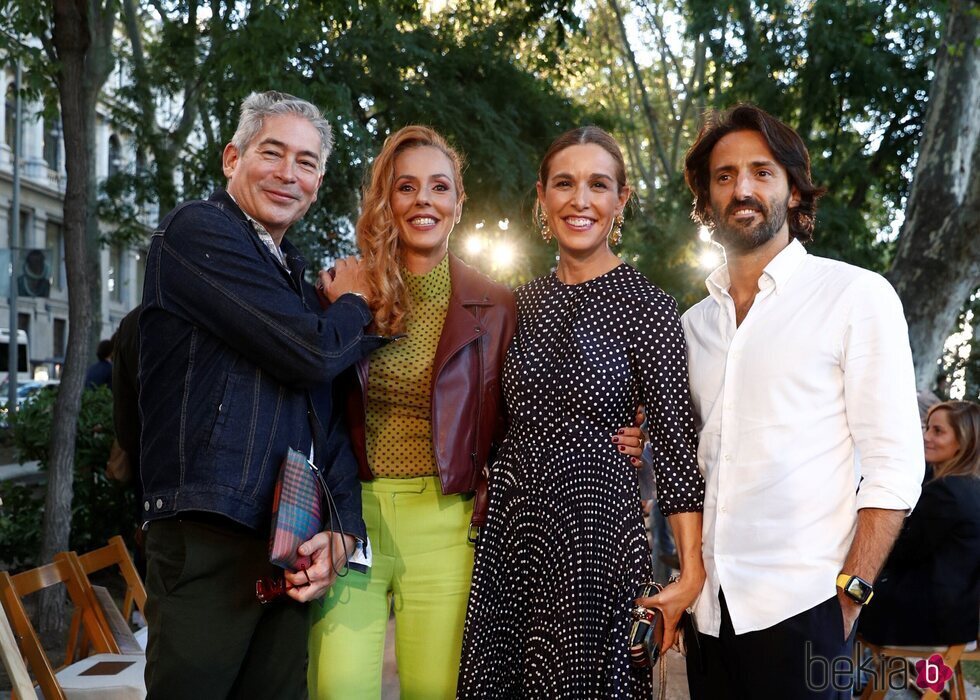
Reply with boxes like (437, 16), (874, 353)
(139, 91), (378, 698)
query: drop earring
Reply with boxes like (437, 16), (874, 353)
(539, 210), (553, 243)
(610, 214), (624, 246)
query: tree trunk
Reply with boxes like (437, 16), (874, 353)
(38, 0), (116, 636)
(606, 0), (672, 178)
(887, 0), (980, 390)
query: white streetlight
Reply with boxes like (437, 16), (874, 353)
(465, 235), (485, 256)
(492, 241), (516, 269)
(699, 248), (722, 270)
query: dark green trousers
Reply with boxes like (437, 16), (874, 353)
(144, 518), (307, 699)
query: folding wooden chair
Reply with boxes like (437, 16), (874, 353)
(0, 597), (35, 699)
(0, 552), (126, 699)
(73, 537), (146, 623)
(65, 536), (147, 661)
(859, 635), (980, 700)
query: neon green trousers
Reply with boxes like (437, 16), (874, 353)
(308, 476), (474, 700)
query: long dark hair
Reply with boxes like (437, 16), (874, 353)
(684, 104), (826, 243)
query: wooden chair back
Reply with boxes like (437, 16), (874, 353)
(65, 536), (146, 663)
(74, 536), (146, 619)
(0, 595), (35, 699)
(0, 553), (122, 700)
(859, 635), (979, 700)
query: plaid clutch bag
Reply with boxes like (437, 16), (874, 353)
(258, 395), (352, 604)
(268, 447), (326, 571)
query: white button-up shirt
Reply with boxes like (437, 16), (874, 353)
(682, 239), (923, 635)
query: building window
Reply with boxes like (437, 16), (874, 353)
(4, 84), (15, 152)
(45, 220), (65, 290)
(18, 249), (50, 298)
(43, 116), (60, 171)
(135, 249), (146, 304)
(7, 207), (31, 249)
(108, 244), (124, 302)
(108, 133), (121, 178)
(53, 318), (66, 358)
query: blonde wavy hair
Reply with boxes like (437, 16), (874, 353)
(356, 125), (466, 335)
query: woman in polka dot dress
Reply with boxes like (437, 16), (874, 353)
(308, 126), (516, 699)
(456, 127), (706, 698)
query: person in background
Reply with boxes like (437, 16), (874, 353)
(858, 400), (980, 647)
(308, 125), (515, 700)
(84, 338), (113, 390)
(109, 306), (144, 576)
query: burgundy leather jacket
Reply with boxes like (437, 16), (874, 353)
(344, 253), (516, 529)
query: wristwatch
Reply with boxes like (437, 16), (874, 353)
(836, 573), (874, 605)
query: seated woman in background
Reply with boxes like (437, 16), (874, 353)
(859, 400), (980, 647)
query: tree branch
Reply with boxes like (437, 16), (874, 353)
(607, 0), (672, 177)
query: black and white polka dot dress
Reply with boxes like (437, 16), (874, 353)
(456, 263), (704, 699)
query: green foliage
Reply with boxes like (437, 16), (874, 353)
(3, 0), (964, 313)
(552, 0), (948, 304)
(0, 386), (137, 569)
(686, 0), (945, 271)
(97, 0), (585, 281)
(0, 480), (43, 569)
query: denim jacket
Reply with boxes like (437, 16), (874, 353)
(139, 190), (376, 540)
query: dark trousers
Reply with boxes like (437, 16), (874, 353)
(144, 518), (308, 700)
(687, 589), (856, 700)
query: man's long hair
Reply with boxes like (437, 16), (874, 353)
(684, 104), (826, 243)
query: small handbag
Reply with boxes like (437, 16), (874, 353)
(628, 580), (701, 700)
(267, 447), (332, 571)
(629, 581), (667, 669)
(256, 397), (350, 604)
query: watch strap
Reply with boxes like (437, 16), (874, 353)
(836, 573), (874, 605)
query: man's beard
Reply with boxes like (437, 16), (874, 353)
(710, 194), (790, 254)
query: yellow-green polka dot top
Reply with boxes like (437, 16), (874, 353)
(365, 254), (451, 478)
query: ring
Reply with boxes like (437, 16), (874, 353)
(303, 570), (311, 585)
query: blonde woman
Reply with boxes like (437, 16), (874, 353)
(308, 126), (516, 699)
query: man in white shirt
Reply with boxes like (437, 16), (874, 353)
(680, 104), (923, 698)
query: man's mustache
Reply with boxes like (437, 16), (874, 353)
(725, 197), (766, 217)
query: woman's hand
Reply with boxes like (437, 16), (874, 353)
(635, 565), (705, 653)
(612, 404), (649, 468)
(638, 510), (706, 652)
